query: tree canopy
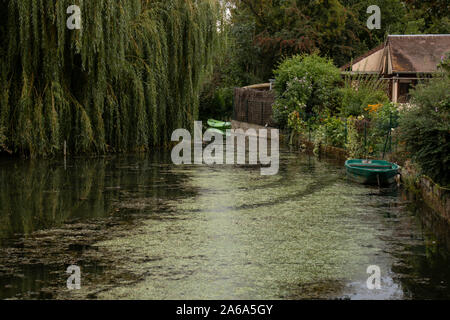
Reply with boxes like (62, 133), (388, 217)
(227, 0), (450, 81)
(0, 0), (219, 156)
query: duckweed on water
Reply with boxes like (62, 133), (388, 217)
(0, 150), (449, 299)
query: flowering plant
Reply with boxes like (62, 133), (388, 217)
(272, 54), (342, 129)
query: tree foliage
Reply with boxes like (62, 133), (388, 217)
(0, 0), (219, 156)
(399, 74), (450, 186)
(199, 3), (244, 122)
(225, 0), (450, 83)
(272, 54), (342, 128)
(230, 0), (355, 79)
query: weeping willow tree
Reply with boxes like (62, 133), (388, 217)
(0, 0), (219, 156)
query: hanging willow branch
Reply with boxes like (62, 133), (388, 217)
(0, 0), (219, 156)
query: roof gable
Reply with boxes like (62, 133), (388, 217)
(340, 43), (384, 71)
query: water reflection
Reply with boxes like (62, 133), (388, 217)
(0, 153), (195, 244)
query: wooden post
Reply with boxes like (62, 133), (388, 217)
(64, 140), (67, 170)
(392, 78), (399, 103)
(232, 88), (237, 121)
(364, 122), (367, 159)
(344, 119), (348, 147)
(261, 101), (264, 125)
(246, 100), (249, 123)
(389, 113), (392, 153)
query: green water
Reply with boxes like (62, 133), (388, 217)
(0, 149), (449, 299)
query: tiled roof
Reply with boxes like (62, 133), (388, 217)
(388, 35), (450, 73)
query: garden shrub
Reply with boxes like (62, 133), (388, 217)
(199, 84), (234, 122)
(313, 116), (347, 154)
(439, 52), (450, 74)
(399, 74), (450, 186)
(369, 103), (400, 154)
(321, 116), (347, 148)
(287, 111), (308, 135)
(339, 75), (389, 117)
(345, 116), (370, 159)
(344, 102), (400, 159)
(272, 54), (342, 129)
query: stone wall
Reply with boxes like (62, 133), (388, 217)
(291, 133), (349, 161)
(401, 162), (450, 224)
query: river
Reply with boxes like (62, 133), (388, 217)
(0, 148), (449, 300)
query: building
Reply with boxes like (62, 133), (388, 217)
(341, 35), (450, 103)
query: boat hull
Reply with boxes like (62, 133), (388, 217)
(207, 119), (232, 130)
(345, 160), (400, 187)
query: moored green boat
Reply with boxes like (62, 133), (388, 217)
(345, 159), (400, 186)
(207, 119), (232, 130)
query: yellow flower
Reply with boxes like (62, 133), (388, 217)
(366, 104), (383, 113)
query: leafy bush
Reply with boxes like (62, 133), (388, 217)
(344, 102), (400, 159)
(399, 75), (450, 186)
(370, 103), (399, 125)
(345, 116), (371, 158)
(272, 54), (342, 128)
(438, 52), (450, 74)
(287, 111), (308, 135)
(362, 102), (400, 155)
(199, 84), (234, 122)
(311, 116), (346, 155)
(315, 116), (347, 147)
(339, 75), (389, 117)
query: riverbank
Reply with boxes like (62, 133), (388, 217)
(401, 162), (450, 224)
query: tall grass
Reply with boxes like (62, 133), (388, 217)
(339, 72), (389, 117)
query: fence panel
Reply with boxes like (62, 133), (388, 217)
(233, 88), (275, 126)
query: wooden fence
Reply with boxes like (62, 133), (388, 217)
(233, 87), (275, 127)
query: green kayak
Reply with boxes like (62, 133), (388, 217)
(207, 119), (232, 130)
(345, 159), (400, 186)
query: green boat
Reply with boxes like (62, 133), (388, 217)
(345, 159), (400, 186)
(207, 119), (232, 130)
